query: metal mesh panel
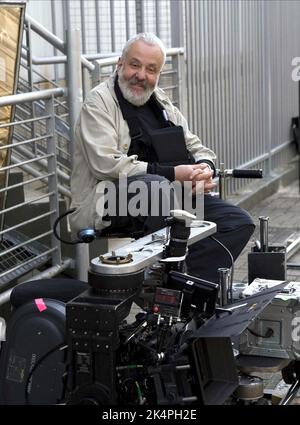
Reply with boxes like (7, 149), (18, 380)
(69, 0), (172, 54)
(0, 228), (50, 285)
(143, 0), (171, 46)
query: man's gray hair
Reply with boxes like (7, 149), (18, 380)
(121, 33), (166, 67)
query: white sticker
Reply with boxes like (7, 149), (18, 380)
(0, 317), (6, 341)
(0, 56), (6, 82)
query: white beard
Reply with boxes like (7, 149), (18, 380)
(118, 69), (157, 107)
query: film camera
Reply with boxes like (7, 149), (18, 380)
(0, 211), (298, 405)
(65, 213), (230, 405)
(64, 211), (295, 405)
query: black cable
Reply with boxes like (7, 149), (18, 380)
(247, 327), (274, 339)
(53, 208), (81, 245)
(209, 235), (234, 302)
(24, 343), (67, 405)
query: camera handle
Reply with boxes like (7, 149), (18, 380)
(218, 267), (232, 306)
(161, 210), (196, 274)
(212, 165), (263, 305)
(217, 163), (263, 200)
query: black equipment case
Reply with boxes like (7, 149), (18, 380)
(0, 298), (66, 405)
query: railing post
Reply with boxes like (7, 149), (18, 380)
(173, 50), (187, 118)
(45, 96), (62, 267)
(65, 20), (89, 282)
(135, 0), (144, 33)
(170, 0), (185, 48)
(262, 1), (272, 177)
(82, 67), (92, 99)
(24, 20), (38, 156)
(50, 0), (59, 84)
(65, 28), (82, 163)
(91, 60), (104, 88)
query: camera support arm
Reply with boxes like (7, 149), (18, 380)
(90, 214), (216, 277)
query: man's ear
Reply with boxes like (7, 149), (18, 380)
(116, 57), (123, 71)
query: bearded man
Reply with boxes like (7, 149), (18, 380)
(70, 33), (254, 283)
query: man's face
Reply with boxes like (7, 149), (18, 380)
(117, 40), (164, 106)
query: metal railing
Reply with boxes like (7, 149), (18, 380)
(0, 88), (73, 290)
(19, 18), (72, 191)
(0, 14), (97, 287)
(18, 14), (98, 189)
(63, 0), (172, 55)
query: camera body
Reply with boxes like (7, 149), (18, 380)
(1, 212), (297, 405)
(66, 271), (238, 405)
(65, 215), (298, 406)
(65, 217), (240, 405)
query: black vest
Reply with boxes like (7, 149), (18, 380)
(114, 76), (194, 166)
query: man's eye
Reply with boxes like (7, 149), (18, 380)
(131, 63), (139, 68)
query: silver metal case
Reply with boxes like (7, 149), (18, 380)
(239, 282), (300, 360)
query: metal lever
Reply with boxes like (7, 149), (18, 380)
(259, 216), (269, 252)
(218, 267), (231, 306)
(217, 165), (263, 201)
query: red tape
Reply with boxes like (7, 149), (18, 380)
(35, 298), (47, 312)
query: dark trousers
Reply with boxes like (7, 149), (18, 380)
(105, 174), (255, 284)
(186, 194), (255, 282)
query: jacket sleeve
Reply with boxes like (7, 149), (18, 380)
(75, 90), (148, 180)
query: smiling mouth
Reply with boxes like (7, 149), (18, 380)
(130, 82), (146, 88)
(129, 84), (146, 93)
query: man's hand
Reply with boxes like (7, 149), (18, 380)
(174, 164), (199, 182)
(190, 163), (216, 193)
(174, 163), (216, 194)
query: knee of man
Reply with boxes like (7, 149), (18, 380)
(139, 174), (172, 198)
(240, 209), (256, 228)
(142, 174), (171, 184)
(139, 174), (176, 217)
(125, 174), (171, 196)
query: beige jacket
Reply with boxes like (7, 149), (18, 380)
(70, 74), (216, 235)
